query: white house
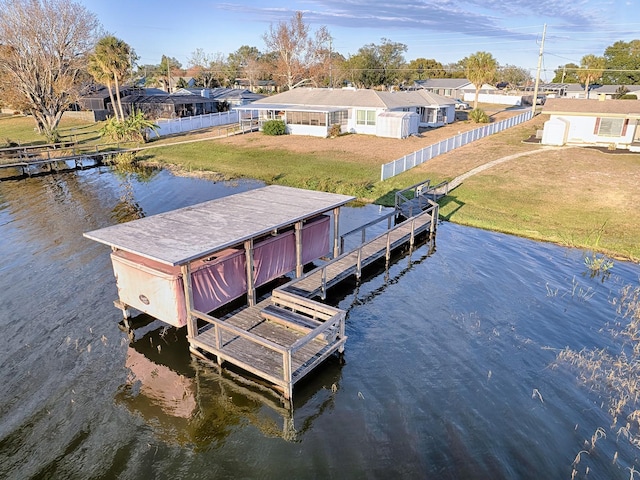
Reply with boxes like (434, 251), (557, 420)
(234, 87), (456, 139)
(541, 98), (640, 151)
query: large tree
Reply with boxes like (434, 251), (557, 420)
(262, 11), (330, 90)
(551, 63), (581, 83)
(88, 35), (135, 121)
(0, 0), (100, 140)
(603, 40), (640, 85)
(187, 48), (217, 88)
(406, 58), (446, 82)
(158, 55), (182, 92)
(341, 39), (407, 88)
(464, 51), (498, 109)
(497, 64), (532, 88)
(578, 54), (606, 96)
(377, 38), (408, 87)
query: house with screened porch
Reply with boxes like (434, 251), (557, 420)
(234, 87), (456, 139)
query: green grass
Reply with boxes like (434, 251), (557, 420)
(0, 115), (104, 146)
(1, 115), (639, 262)
(145, 141), (382, 199)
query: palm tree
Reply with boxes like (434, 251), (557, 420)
(88, 53), (119, 121)
(464, 51), (498, 109)
(88, 36), (134, 120)
(578, 54), (606, 97)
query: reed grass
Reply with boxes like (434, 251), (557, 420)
(556, 283), (640, 474)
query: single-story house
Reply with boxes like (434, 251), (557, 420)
(541, 98), (640, 151)
(234, 87), (456, 138)
(589, 84), (640, 100)
(77, 85), (137, 120)
(233, 78), (278, 94)
(119, 93), (220, 119)
(175, 87), (266, 107)
(412, 78), (473, 99)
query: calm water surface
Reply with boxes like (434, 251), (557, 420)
(1, 166), (640, 479)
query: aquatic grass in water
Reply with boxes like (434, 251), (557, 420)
(556, 283), (640, 475)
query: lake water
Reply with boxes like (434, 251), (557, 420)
(1, 166), (640, 479)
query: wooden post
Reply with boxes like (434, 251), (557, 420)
(244, 239), (256, 306)
(430, 204), (438, 235)
(284, 350), (293, 400)
(385, 231), (391, 264)
(180, 263), (198, 340)
(321, 266), (327, 300)
(410, 218), (416, 247)
(332, 207), (340, 258)
(338, 313), (346, 353)
(356, 247), (362, 280)
(295, 221), (303, 278)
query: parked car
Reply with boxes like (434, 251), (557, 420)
(536, 95), (546, 105)
(454, 99), (470, 110)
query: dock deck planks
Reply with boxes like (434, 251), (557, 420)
(190, 205), (437, 400)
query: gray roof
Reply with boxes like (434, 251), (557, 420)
(543, 98), (640, 116)
(120, 94), (218, 105)
(84, 185), (355, 266)
(414, 78), (472, 89)
(240, 87), (454, 111)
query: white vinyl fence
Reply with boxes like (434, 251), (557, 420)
(380, 110), (533, 181)
(149, 111), (240, 139)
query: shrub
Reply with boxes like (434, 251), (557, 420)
(329, 123), (342, 138)
(469, 108), (490, 123)
(262, 120), (286, 136)
(620, 94), (638, 100)
(100, 110), (159, 143)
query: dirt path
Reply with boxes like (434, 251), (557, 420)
(446, 146), (564, 190)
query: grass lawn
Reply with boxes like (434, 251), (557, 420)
(1, 112), (638, 262)
(0, 115), (104, 146)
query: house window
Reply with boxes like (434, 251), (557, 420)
(595, 118), (628, 136)
(356, 109), (376, 126)
(328, 110), (348, 125)
(288, 111), (326, 126)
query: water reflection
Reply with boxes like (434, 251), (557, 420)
(3, 166), (640, 478)
(116, 314), (344, 448)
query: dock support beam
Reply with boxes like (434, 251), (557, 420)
(295, 221), (303, 278)
(245, 239), (256, 306)
(332, 207), (341, 258)
(181, 263), (198, 340)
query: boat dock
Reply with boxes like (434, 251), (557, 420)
(84, 184), (439, 403)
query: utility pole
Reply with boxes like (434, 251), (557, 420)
(531, 23), (547, 116)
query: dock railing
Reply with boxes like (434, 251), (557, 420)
(189, 293), (346, 400)
(285, 204), (438, 301)
(339, 210), (396, 254)
(395, 180), (448, 218)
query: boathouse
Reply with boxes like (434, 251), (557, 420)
(84, 185), (355, 400)
(85, 183), (440, 401)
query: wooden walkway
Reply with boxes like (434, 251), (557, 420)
(280, 205), (438, 300)
(188, 202), (439, 401)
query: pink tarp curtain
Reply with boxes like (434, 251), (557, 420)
(191, 250), (247, 313)
(302, 215), (330, 263)
(110, 215), (331, 328)
(254, 230), (296, 286)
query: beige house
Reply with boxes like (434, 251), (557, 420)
(235, 87), (456, 139)
(541, 98), (640, 151)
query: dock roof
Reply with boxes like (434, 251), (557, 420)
(84, 185), (355, 266)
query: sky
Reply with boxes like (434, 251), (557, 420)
(79, 0), (640, 81)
